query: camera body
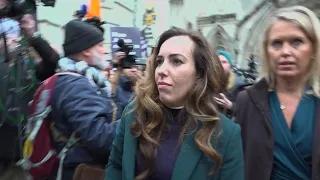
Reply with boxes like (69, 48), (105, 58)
(0, 0), (36, 18)
(117, 39), (136, 69)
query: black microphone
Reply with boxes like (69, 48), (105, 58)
(117, 39), (124, 48)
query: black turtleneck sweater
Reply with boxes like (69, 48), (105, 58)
(136, 108), (183, 180)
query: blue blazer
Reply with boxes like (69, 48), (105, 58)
(105, 104), (244, 180)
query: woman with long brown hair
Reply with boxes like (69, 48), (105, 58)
(105, 28), (244, 180)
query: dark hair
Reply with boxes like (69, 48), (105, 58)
(131, 27), (225, 180)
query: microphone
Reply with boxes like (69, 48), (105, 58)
(117, 39), (124, 48)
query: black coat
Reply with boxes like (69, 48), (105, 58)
(235, 78), (320, 180)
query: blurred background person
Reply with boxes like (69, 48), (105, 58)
(111, 50), (145, 115)
(214, 50), (247, 118)
(0, 10), (59, 180)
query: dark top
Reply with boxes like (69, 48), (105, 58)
(106, 102), (244, 180)
(136, 108), (182, 180)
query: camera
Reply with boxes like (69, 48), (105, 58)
(117, 39), (136, 69)
(0, 0), (36, 18)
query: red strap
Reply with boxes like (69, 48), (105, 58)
(44, 75), (58, 106)
(30, 72), (81, 115)
(44, 75), (59, 90)
(29, 75), (58, 115)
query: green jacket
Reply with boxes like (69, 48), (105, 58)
(105, 104), (244, 180)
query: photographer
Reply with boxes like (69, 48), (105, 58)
(0, 0), (59, 80)
(20, 14), (60, 80)
(111, 44), (144, 113)
(0, 3), (59, 180)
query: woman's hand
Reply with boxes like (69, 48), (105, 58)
(214, 93), (233, 110)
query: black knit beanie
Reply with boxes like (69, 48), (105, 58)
(63, 20), (104, 56)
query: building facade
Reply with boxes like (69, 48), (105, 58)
(37, 0), (320, 65)
(169, 0), (320, 68)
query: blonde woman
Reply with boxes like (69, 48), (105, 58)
(106, 28), (244, 180)
(236, 6), (320, 180)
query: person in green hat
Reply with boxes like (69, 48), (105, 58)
(214, 50), (248, 118)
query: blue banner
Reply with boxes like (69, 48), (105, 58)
(110, 27), (142, 58)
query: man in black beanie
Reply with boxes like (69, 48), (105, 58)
(46, 20), (119, 179)
(63, 19), (108, 70)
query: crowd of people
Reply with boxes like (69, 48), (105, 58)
(0, 2), (320, 180)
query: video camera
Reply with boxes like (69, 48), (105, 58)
(117, 38), (136, 69)
(0, 0), (37, 18)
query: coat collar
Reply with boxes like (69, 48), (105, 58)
(123, 125), (203, 180)
(171, 130), (203, 180)
(246, 78), (273, 138)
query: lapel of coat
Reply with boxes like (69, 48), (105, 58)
(312, 98), (320, 179)
(123, 113), (137, 180)
(247, 78), (273, 149)
(171, 130), (203, 180)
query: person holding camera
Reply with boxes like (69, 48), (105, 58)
(20, 14), (60, 80)
(110, 50), (144, 115)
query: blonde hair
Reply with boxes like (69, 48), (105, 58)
(261, 5), (320, 96)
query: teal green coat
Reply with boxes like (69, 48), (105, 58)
(105, 104), (244, 180)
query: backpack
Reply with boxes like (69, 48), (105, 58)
(16, 72), (81, 180)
